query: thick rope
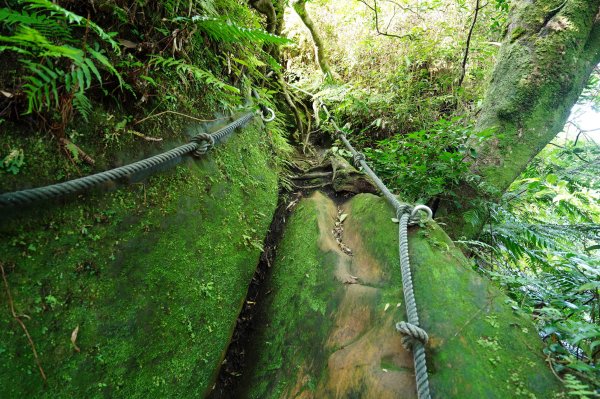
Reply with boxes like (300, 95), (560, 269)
(338, 130), (431, 399)
(0, 110), (259, 208)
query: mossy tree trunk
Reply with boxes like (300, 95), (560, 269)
(441, 0), (600, 238)
(292, 0), (334, 80)
(249, 0), (307, 141)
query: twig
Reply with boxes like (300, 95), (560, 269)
(382, 0), (423, 19)
(129, 130), (163, 142)
(1, 263), (47, 384)
(134, 110), (219, 125)
(458, 0), (481, 87)
(547, 142), (590, 163)
(289, 171), (333, 180)
(59, 138), (95, 166)
(357, 0), (413, 40)
(546, 354), (564, 382)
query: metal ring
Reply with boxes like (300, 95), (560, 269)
(410, 205), (433, 222)
(260, 107), (276, 122)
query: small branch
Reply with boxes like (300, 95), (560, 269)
(59, 138), (95, 166)
(458, 0), (481, 87)
(289, 171), (333, 180)
(129, 130), (163, 142)
(547, 142), (590, 163)
(545, 355), (563, 382)
(382, 0), (424, 19)
(291, 181), (332, 190)
(1, 263), (47, 384)
(358, 0), (412, 40)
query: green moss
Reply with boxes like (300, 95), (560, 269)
(475, 0), (600, 195)
(241, 192), (563, 398)
(238, 194), (342, 398)
(349, 194), (562, 398)
(510, 27), (526, 42)
(0, 120), (278, 398)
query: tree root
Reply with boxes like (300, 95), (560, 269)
(289, 171), (333, 180)
(1, 263), (47, 385)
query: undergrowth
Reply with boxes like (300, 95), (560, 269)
(464, 141), (600, 391)
(0, 0), (293, 170)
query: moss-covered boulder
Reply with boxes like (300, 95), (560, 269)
(0, 120), (278, 398)
(239, 192), (564, 398)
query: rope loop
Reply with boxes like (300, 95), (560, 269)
(353, 152), (366, 168)
(192, 133), (215, 156)
(409, 205), (433, 225)
(396, 321), (429, 350)
(260, 106), (276, 122)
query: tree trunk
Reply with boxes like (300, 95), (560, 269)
(292, 0), (334, 79)
(441, 0), (600, 238)
(249, 0), (307, 142)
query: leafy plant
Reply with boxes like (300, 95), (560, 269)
(148, 55), (239, 94)
(1, 148), (25, 174)
(468, 140), (600, 388)
(174, 15), (291, 46)
(361, 117), (487, 202)
(0, 1), (126, 122)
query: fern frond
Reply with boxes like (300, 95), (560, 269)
(0, 45), (32, 54)
(149, 55), (239, 93)
(175, 16), (292, 45)
(72, 92), (92, 121)
(0, 7), (71, 42)
(23, 0), (120, 52)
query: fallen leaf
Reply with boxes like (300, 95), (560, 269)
(384, 303), (390, 312)
(391, 218), (399, 223)
(1, 90), (13, 98)
(339, 214), (348, 223)
(118, 38), (138, 49)
(71, 325), (80, 352)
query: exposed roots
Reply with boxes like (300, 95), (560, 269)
(1, 263), (47, 385)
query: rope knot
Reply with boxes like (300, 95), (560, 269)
(353, 152), (366, 168)
(395, 204), (412, 219)
(192, 133), (215, 157)
(396, 321), (429, 350)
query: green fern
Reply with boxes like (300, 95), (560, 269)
(0, 7), (71, 42)
(23, 0), (120, 52)
(174, 15), (292, 45)
(149, 55), (239, 93)
(0, 2), (127, 117)
(72, 92), (92, 121)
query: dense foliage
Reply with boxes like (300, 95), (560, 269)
(466, 139), (600, 392)
(0, 0), (293, 180)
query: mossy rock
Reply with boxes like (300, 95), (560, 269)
(239, 192), (564, 398)
(0, 121), (278, 398)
